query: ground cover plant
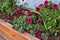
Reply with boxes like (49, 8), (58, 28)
(0, 0), (60, 40)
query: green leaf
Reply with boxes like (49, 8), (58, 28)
(43, 19), (48, 30)
(30, 8), (35, 12)
(19, 27), (24, 33)
(30, 30), (36, 36)
(48, 26), (52, 29)
(42, 33), (48, 40)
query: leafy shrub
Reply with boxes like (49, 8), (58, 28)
(1, 0), (60, 40)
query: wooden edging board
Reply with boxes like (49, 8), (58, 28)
(0, 19), (39, 40)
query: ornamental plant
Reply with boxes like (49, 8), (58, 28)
(0, 0), (60, 40)
(0, 0), (25, 19)
(0, 0), (16, 19)
(0, 0), (16, 13)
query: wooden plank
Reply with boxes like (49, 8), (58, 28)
(23, 33), (39, 40)
(0, 31), (9, 40)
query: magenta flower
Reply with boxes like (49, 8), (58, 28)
(52, 4), (59, 9)
(34, 12), (38, 16)
(15, 13), (20, 17)
(13, 6), (17, 11)
(50, 6), (53, 10)
(12, 26), (15, 29)
(4, 14), (11, 19)
(15, 10), (24, 17)
(38, 4), (44, 7)
(44, 30), (50, 34)
(35, 7), (40, 12)
(50, 4), (59, 10)
(37, 33), (42, 38)
(34, 29), (40, 34)
(17, 9), (23, 13)
(8, 16), (14, 20)
(44, 0), (48, 7)
(25, 29), (30, 33)
(40, 38), (44, 40)
(7, 14), (12, 17)
(28, 10), (32, 16)
(6, 14), (14, 20)
(27, 17), (32, 24)
(37, 19), (42, 25)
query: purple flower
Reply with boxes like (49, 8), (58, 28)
(37, 33), (42, 38)
(12, 26), (15, 29)
(38, 4), (44, 7)
(34, 12), (38, 16)
(6, 14), (14, 20)
(7, 14), (11, 16)
(37, 19), (42, 25)
(25, 29), (30, 33)
(35, 7), (40, 12)
(15, 13), (20, 17)
(52, 4), (59, 9)
(44, 0), (48, 7)
(50, 6), (53, 10)
(28, 10), (32, 16)
(17, 9), (23, 13)
(15, 10), (24, 17)
(27, 17), (32, 24)
(8, 16), (14, 20)
(44, 30), (50, 34)
(13, 6), (17, 11)
(34, 29), (40, 34)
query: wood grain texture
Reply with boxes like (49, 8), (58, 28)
(0, 19), (39, 40)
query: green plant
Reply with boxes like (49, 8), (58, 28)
(0, 0), (16, 15)
(3, 0), (60, 40)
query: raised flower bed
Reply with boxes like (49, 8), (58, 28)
(0, 0), (60, 40)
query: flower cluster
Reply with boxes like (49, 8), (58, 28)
(4, 0), (60, 40)
(27, 10), (42, 25)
